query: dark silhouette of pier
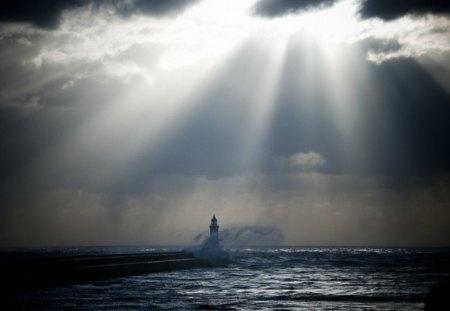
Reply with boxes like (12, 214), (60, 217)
(0, 251), (208, 292)
(0, 215), (229, 292)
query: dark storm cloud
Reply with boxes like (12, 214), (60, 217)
(360, 0), (450, 21)
(253, 0), (450, 20)
(116, 0), (200, 17)
(0, 0), (85, 29)
(253, 0), (337, 17)
(0, 0), (199, 29)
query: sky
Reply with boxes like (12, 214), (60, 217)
(0, 0), (449, 247)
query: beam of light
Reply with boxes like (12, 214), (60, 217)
(19, 1), (260, 185)
(150, 0), (260, 71)
(11, 0), (450, 194)
(231, 34), (290, 172)
(22, 1), (265, 184)
(279, 34), (366, 171)
(29, 61), (219, 188)
(416, 52), (450, 95)
(19, 0), (368, 187)
(262, 0), (360, 44)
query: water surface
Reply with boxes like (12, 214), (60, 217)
(1, 247), (448, 310)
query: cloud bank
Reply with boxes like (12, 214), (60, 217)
(360, 0), (450, 21)
(0, 0), (199, 28)
(253, 0), (450, 20)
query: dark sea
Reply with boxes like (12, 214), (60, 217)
(1, 247), (449, 310)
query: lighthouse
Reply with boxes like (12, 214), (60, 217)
(209, 214), (219, 246)
(199, 214), (228, 263)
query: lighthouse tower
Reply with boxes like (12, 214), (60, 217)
(199, 214), (229, 263)
(209, 215), (219, 246)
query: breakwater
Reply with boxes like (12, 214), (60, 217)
(0, 251), (208, 291)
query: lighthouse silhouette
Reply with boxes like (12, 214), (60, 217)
(209, 215), (219, 246)
(200, 215), (229, 263)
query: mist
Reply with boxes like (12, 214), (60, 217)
(1, 172), (449, 247)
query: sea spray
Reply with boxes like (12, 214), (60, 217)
(219, 225), (284, 248)
(187, 224), (284, 264)
(186, 214), (284, 264)
(193, 225), (284, 248)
